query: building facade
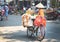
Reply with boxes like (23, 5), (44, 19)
(0, 0), (50, 9)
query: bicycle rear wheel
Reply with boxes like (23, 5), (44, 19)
(27, 26), (34, 37)
(36, 26), (45, 41)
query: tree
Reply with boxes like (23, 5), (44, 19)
(51, 0), (59, 8)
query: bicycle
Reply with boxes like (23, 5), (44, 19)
(27, 17), (46, 41)
(22, 14), (46, 41)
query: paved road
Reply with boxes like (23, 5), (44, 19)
(0, 15), (60, 42)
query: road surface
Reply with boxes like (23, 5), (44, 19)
(0, 14), (60, 42)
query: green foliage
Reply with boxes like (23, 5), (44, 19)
(51, 0), (60, 8)
(51, 0), (56, 8)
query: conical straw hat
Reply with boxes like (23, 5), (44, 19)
(36, 3), (45, 8)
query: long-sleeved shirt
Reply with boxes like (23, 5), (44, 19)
(38, 9), (44, 18)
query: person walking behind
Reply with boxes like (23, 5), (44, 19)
(4, 5), (9, 20)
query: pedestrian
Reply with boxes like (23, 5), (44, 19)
(4, 5), (9, 20)
(23, 6), (26, 13)
(34, 3), (46, 39)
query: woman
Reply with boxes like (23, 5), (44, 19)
(4, 5), (9, 20)
(34, 3), (46, 40)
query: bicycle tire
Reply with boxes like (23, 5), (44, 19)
(27, 26), (34, 37)
(27, 28), (29, 37)
(36, 27), (45, 41)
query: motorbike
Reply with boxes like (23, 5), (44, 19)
(0, 9), (4, 21)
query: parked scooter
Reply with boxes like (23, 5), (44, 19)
(0, 9), (3, 21)
(0, 9), (5, 21)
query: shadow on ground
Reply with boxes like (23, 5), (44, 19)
(0, 29), (37, 42)
(0, 29), (59, 42)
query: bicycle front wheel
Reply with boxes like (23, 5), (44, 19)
(36, 26), (45, 41)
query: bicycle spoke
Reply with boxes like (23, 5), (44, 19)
(37, 26), (45, 41)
